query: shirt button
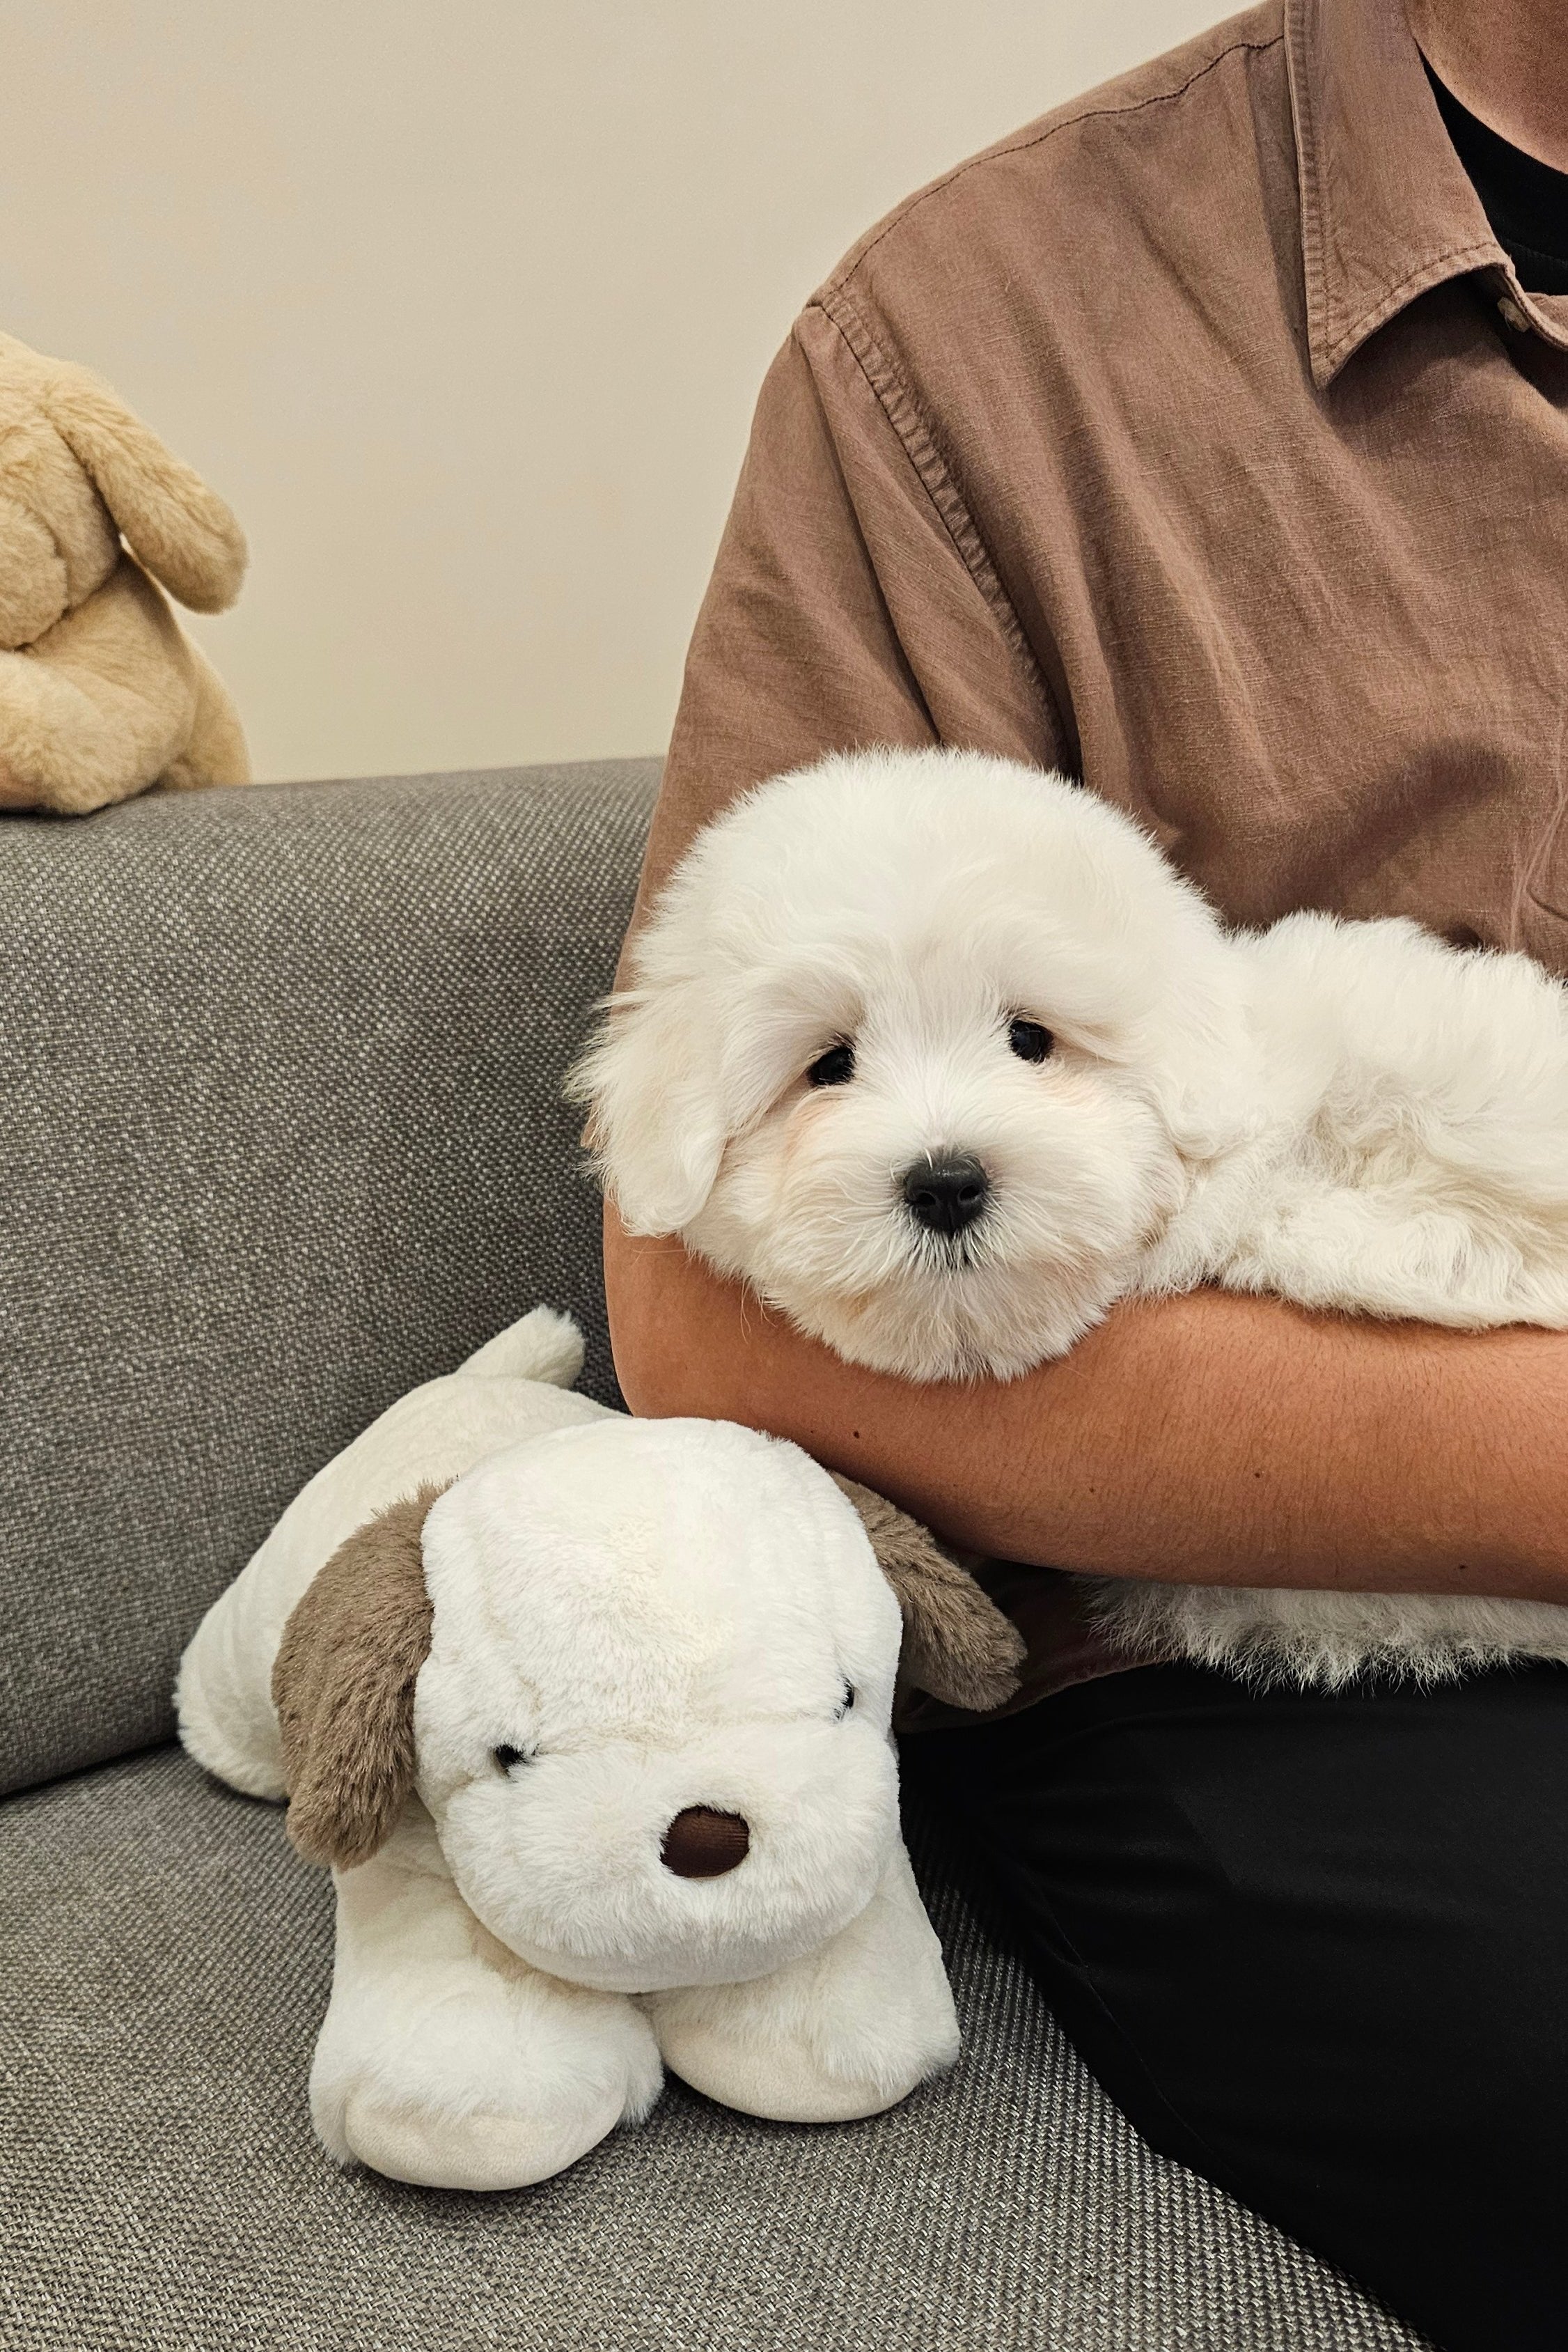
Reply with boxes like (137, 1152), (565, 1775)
(1498, 293), (1532, 332)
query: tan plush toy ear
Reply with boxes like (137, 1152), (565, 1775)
(272, 1484), (447, 1869)
(829, 1472), (1026, 1713)
(41, 360), (247, 614)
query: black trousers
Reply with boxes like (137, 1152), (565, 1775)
(901, 1660), (1568, 2352)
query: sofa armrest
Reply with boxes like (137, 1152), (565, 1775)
(1, 759), (657, 1795)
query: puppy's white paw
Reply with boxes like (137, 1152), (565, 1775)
(643, 1841), (959, 2124)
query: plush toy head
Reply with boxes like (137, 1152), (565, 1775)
(0, 332), (246, 651)
(274, 1417), (1022, 1995)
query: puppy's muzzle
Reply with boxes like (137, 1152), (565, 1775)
(901, 1153), (990, 1239)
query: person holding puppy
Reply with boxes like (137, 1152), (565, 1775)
(604, 1), (1568, 2344)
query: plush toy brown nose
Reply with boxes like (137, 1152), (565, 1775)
(661, 1806), (751, 1878)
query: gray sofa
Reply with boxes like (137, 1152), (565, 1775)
(2, 763), (1428, 2351)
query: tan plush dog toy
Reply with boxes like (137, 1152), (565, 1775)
(0, 332), (249, 814)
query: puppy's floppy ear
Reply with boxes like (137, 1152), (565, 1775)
(272, 1483), (447, 1869)
(829, 1472), (1026, 1713)
(40, 359), (247, 613)
(567, 981), (728, 1234)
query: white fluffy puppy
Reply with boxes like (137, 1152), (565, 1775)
(179, 1309), (1019, 2192)
(576, 747), (1568, 1688)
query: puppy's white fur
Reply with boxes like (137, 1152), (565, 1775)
(577, 749), (1246, 1384)
(179, 1309), (958, 2191)
(577, 747), (1568, 1689)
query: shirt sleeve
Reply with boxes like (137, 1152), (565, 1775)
(625, 297), (1067, 941)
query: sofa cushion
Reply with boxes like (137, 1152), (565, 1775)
(1, 762), (657, 1798)
(0, 1745), (1425, 2351)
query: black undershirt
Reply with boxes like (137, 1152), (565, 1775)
(1426, 59), (1568, 295)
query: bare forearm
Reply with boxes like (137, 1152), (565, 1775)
(605, 1209), (1568, 1600)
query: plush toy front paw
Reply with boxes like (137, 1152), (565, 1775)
(0, 557), (246, 815)
(310, 1811), (664, 2191)
(643, 1841), (960, 2124)
(317, 1966), (664, 2192)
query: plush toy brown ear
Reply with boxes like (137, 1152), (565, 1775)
(272, 1483), (448, 1870)
(829, 1472), (1026, 1713)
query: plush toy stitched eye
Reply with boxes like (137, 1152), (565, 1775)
(493, 1743), (531, 1772)
(834, 1683), (857, 1719)
(1008, 1018), (1053, 1064)
(806, 1041), (856, 1087)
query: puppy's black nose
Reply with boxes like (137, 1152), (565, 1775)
(902, 1153), (990, 1236)
(661, 1807), (751, 1878)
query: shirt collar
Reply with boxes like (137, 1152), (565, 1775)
(1285, 0), (1568, 383)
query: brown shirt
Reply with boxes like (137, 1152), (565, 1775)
(627, 0), (1568, 1713)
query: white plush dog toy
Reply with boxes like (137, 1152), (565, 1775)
(178, 1308), (1021, 2190)
(576, 745), (1568, 1690)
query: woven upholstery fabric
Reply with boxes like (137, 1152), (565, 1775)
(1, 764), (657, 1797)
(0, 1747), (1427, 2352)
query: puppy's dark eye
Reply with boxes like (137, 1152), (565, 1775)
(1008, 1018), (1053, 1064)
(834, 1683), (857, 1719)
(493, 1743), (531, 1773)
(806, 1041), (856, 1088)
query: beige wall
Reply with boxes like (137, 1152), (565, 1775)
(0, 1), (1218, 782)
